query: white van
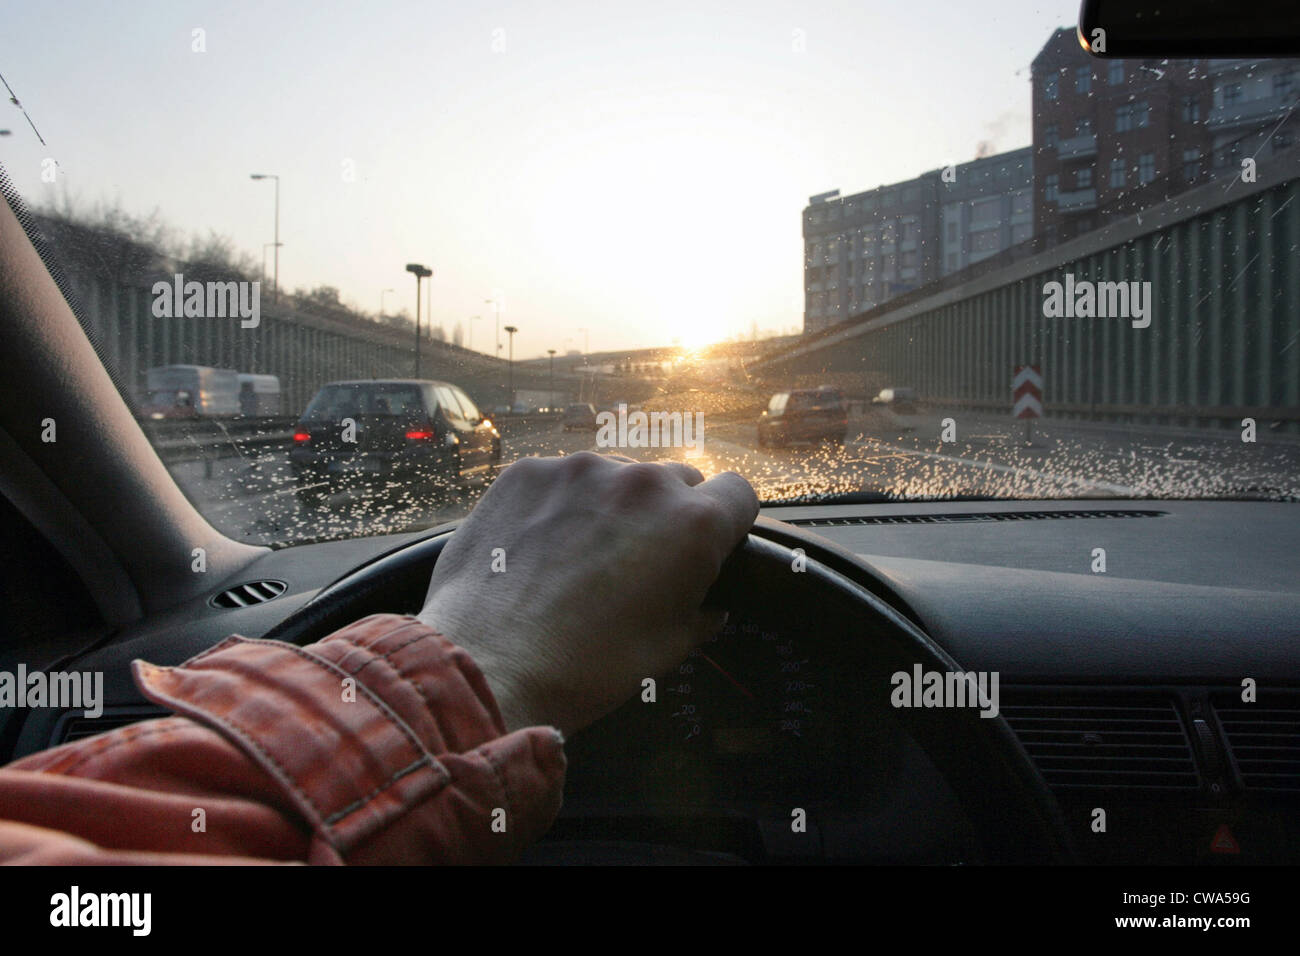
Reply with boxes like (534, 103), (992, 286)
(142, 365), (241, 418)
(237, 373), (282, 416)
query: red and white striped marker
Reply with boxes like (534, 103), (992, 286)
(1012, 365), (1043, 419)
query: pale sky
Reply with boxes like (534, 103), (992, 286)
(1, 0), (1073, 359)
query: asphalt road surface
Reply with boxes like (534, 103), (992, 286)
(170, 408), (1300, 548)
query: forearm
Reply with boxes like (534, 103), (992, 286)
(0, 614), (565, 865)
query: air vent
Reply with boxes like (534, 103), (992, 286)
(56, 706), (169, 745)
(210, 579), (287, 609)
(1215, 692), (1300, 792)
(787, 510), (1166, 528)
(1002, 692), (1198, 791)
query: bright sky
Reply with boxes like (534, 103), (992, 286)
(1, 0), (1072, 359)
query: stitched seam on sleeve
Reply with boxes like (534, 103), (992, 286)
(481, 745), (513, 827)
(58, 719), (191, 774)
(323, 756), (431, 826)
(346, 630), (433, 678)
(188, 637), (449, 777)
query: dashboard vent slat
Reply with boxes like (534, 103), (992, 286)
(788, 510), (1166, 528)
(1002, 692), (1198, 792)
(1215, 693), (1300, 792)
(209, 579), (288, 610)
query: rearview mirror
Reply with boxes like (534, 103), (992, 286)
(1078, 0), (1300, 57)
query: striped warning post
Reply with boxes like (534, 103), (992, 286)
(1013, 365), (1043, 419)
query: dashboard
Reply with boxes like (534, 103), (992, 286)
(6, 499), (1299, 864)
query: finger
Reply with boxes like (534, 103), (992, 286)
(655, 461), (706, 486)
(695, 471), (760, 546)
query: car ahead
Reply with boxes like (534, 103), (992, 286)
(289, 379), (500, 505)
(563, 403), (598, 431)
(757, 387), (847, 448)
(871, 386), (919, 415)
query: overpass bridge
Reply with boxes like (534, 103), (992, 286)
(756, 149), (1300, 435)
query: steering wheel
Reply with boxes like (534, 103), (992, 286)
(263, 516), (1073, 864)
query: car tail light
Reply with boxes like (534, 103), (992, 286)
(405, 429), (436, 441)
(293, 430), (311, 443)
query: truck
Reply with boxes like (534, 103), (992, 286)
(141, 365), (241, 419)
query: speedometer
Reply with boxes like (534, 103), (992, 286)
(662, 617), (822, 754)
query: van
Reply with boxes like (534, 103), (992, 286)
(142, 365), (241, 419)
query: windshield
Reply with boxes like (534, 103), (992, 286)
(4, 3), (1299, 547)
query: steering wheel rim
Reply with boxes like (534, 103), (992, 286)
(263, 516), (1073, 864)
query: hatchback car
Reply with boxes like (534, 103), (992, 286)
(757, 387), (848, 447)
(289, 380), (500, 505)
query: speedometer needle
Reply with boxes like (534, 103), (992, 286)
(700, 652), (756, 700)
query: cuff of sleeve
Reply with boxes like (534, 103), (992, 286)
(131, 614), (565, 864)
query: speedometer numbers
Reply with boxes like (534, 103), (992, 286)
(664, 619), (818, 752)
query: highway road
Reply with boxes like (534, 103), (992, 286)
(168, 408), (1300, 548)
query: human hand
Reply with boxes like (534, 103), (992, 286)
(417, 452), (759, 735)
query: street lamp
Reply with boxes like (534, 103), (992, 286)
(504, 325), (519, 406)
(249, 174), (280, 301)
(405, 263), (433, 376)
(548, 349), (557, 412)
(485, 297), (502, 359)
(379, 287), (395, 318)
(261, 242), (283, 285)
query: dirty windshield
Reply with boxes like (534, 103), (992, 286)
(3, 2), (1298, 547)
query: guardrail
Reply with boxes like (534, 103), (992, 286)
(139, 416), (298, 470)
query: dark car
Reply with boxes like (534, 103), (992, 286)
(290, 379), (500, 505)
(563, 403), (598, 431)
(757, 387), (848, 448)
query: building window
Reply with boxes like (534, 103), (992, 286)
(1109, 62), (1124, 85)
(1222, 82), (1243, 107)
(1044, 123), (1059, 148)
(1181, 95), (1200, 123)
(1136, 100), (1150, 127)
(971, 230), (1001, 253)
(1076, 67), (1092, 93)
(902, 219), (919, 241)
(972, 197), (1001, 223)
(1275, 70), (1297, 97)
(901, 251), (917, 269)
(1045, 73), (1058, 100)
(1011, 191), (1032, 216)
(1116, 104), (1133, 132)
(947, 252), (959, 271)
(1045, 174), (1059, 202)
(1182, 147), (1202, 182)
(1138, 153), (1156, 184)
(1108, 158), (1125, 188)
(1076, 167), (1092, 189)
(946, 221), (958, 242)
(1077, 116), (1093, 136)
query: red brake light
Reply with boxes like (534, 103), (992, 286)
(293, 431), (311, 443)
(405, 429), (435, 440)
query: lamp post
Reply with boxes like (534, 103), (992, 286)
(405, 263), (433, 376)
(250, 174), (280, 301)
(504, 325), (518, 407)
(379, 287), (395, 318)
(261, 243), (283, 285)
(485, 297), (501, 359)
(547, 349), (556, 411)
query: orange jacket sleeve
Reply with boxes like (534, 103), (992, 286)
(0, 614), (566, 864)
